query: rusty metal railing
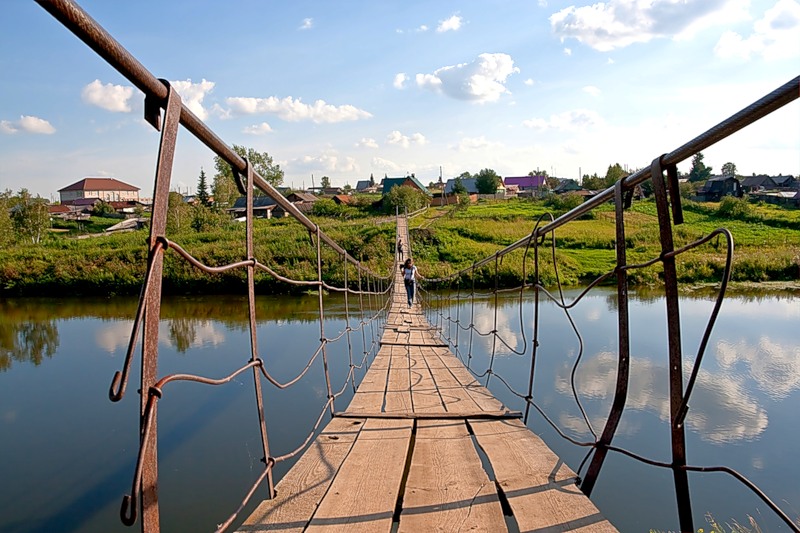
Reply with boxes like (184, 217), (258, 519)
(418, 76), (799, 532)
(33, 1), (398, 532)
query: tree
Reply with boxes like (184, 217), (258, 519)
(166, 191), (192, 233)
(342, 183), (353, 194)
(604, 163), (627, 187)
(213, 145), (284, 208)
(721, 161), (737, 177)
(452, 177), (467, 195)
(197, 168), (211, 207)
(320, 175), (331, 189)
(369, 173), (375, 187)
(0, 189), (14, 247)
(92, 200), (116, 217)
(11, 189), (49, 244)
(689, 152), (713, 182)
(383, 186), (428, 213)
(582, 173), (604, 190)
(528, 169), (549, 178)
(475, 168), (501, 194)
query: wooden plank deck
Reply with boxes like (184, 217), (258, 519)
(238, 218), (617, 532)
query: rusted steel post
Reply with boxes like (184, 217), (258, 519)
(316, 226), (335, 415)
(242, 160), (275, 498)
(524, 230), (541, 425)
(652, 156), (694, 533)
(343, 255), (356, 393)
(138, 81), (181, 533)
(581, 180), (632, 495)
(485, 254), (500, 387)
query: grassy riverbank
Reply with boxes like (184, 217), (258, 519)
(1, 197), (798, 296)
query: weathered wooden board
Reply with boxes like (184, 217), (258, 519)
(398, 419), (506, 532)
(236, 417), (364, 532)
(469, 419), (617, 532)
(304, 418), (413, 532)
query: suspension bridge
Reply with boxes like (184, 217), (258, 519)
(31, 1), (800, 532)
(236, 216), (614, 532)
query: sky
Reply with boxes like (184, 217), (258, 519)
(1, 0), (798, 200)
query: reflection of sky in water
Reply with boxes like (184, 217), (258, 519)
(95, 320), (227, 353)
(556, 353), (769, 443)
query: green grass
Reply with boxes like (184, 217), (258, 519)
(2, 197), (798, 296)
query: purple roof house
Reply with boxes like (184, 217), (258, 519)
(504, 176), (547, 190)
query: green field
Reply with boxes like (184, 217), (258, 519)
(1, 197), (798, 296)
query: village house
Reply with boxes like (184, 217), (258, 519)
(58, 177), (140, 205)
(381, 175), (430, 196)
(694, 175), (742, 201)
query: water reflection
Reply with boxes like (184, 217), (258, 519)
(0, 319), (59, 371)
(716, 337), (800, 400)
(556, 352), (769, 443)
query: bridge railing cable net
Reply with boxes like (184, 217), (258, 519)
(412, 79), (800, 533)
(35, 1), (799, 531)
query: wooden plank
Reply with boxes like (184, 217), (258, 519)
(236, 418), (364, 533)
(409, 356), (444, 413)
(469, 419), (617, 532)
(305, 418), (413, 532)
(398, 420), (506, 532)
(426, 357), (483, 414)
(384, 366), (412, 414)
(345, 391), (384, 414)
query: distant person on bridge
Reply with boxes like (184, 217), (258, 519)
(401, 258), (419, 308)
(396, 239), (404, 261)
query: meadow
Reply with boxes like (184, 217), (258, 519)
(1, 196), (798, 296)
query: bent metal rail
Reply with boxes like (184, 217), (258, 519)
(33, 0), (800, 531)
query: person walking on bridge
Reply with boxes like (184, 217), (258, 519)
(401, 258), (419, 308)
(396, 238), (404, 261)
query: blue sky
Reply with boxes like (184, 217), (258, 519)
(1, 0), (798, 199)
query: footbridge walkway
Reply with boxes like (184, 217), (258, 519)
(237, 217), (614, 532)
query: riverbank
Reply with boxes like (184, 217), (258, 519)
(1, 198), (798, 296)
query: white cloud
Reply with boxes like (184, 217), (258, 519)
(714, 0), (800, 61)
(522, 109), (603, 131)
(415, 53), (519, 103)
(583, 85), (601, 96)
(81, 79), (135, 112)
(455, 136), (505, 152)
(243, 122), (273, 135)
(299, 18), (313, 30)
(356, 137), (379, 149)
(524, 78), (535, 86)
(550, 0), (749, 52)
(564, 47), (572, 56)
(371, 157), (402, 172)
(417, 25), (429, 32)
(394, 73), (409, 89)
(293, 150), (359, 173)
(387, 130), (427, 148)
(170, 78), (215, 121)
(0, 115), (56, 135)
(226, 96), (372, 123)
(716, 336), (800, 400)
(437, 14), (463, 32)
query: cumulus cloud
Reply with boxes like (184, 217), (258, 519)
(522, 109), (603, 131)
(415, 53), (519, 103)
(454, 136), (505, 152)
(226, 96), (372, 123)
(524, 78), (536, 86)
(299, 18), (313, 30)
(371, 157), (402, 172)
(550, 0), (748, 51)
(82, 79), (135, 112)
(437, 14), (463, 32)
(387, 130), (427, 148)
(716, 336), (800, 400)
(356, 137), (379, 148)
(394, 73), (409, 89)
(291, 149), (358, 174)
(583, 85), (601, 96)
(714, 0), (800, 61)
(243, 122), (273, 135)
(170, 79), (215, 121)
(0, 115), (56, 135)
(564, 47), (572, 55)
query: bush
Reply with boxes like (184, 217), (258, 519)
(716, 195), (753, 220)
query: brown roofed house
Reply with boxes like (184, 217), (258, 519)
(59, 177), (140, 205)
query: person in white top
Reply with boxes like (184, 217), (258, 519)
(401, 258), (419, 307)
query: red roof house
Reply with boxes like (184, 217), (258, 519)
(58, 177), (140, 205)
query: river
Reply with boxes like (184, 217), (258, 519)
(0, 288), (798, 532)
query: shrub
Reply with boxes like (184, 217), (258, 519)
(716, 195), (753, 220)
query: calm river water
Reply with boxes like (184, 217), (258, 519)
(1, 288), (798, 532)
